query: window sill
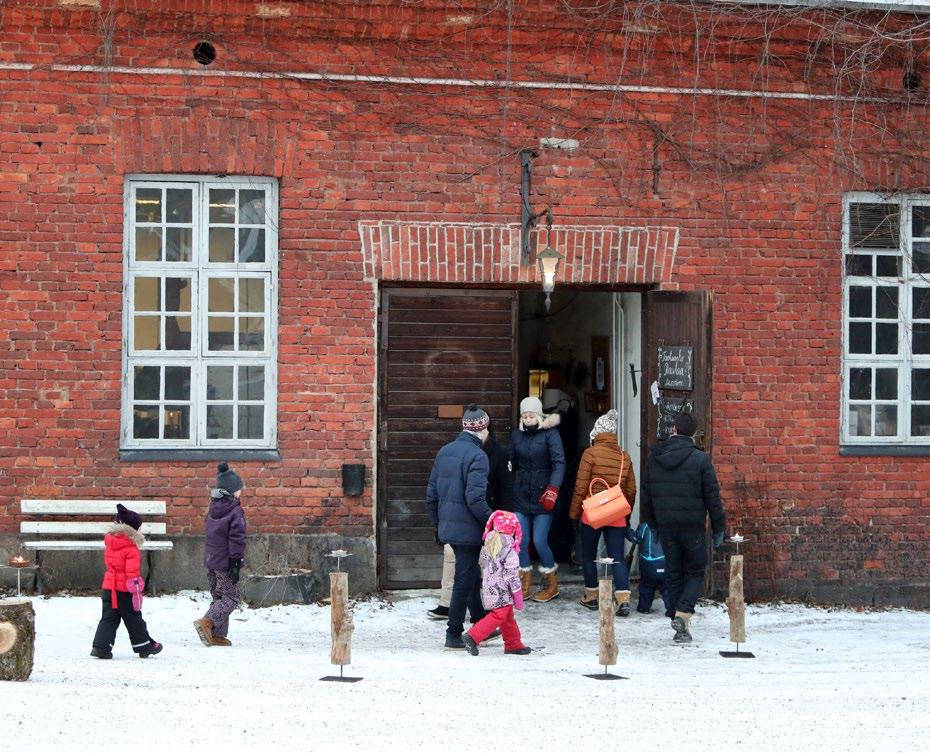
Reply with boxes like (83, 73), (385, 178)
(120, 449), (281, 462)
(840, 445), (930, 457)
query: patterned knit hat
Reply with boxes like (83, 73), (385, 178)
(483, 510), (522, 553)
(462, 403), (490, 432)
(590, 409), (619, 443)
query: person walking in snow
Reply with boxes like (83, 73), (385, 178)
(462, 510), (532, 656)
(194, 463), (247, 647)
(91, 504), (162, 659)
(510, 396), (566, 603)
(568, 409), (637, 616)
(640, 412), (726, 643)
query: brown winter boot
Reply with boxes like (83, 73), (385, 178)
(671, 611), (693, 643)
(614, 590), (631, 617)
(519, 568), (533, 599)
(193, 617), (214, 647)
(580, 587), (599, 610)
(211, 636), (232, 647)
(532, 566), (559, 602)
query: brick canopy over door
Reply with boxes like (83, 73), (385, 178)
(378, 288), (517, 589)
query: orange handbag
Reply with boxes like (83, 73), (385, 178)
(581, 476), (631, 529)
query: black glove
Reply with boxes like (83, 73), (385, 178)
(434, 528), (442, 546)
(227, 557), (243, 584)
(713, 530), (725, 550)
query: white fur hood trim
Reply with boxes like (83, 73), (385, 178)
(520, 411), (561, 431)
(106, 522), (145, 548)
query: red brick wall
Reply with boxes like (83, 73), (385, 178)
(1, 1), (928, 601)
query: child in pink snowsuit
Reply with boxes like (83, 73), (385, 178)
(463, 511), (532, 656)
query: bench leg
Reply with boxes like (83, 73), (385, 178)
(33, 551), (43, 596)
(146, 551), (157, 596)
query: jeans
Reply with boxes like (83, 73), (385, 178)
(514, 512), (555, 569)
(579, 523), (629, 590)
(659, 530), (707, 618)
(447, 544), (485, 638)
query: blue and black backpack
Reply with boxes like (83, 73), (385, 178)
(635, 522), (666, 584)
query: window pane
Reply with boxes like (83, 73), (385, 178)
(239, 228), (265, 263)
(134, 277), (161, 311)
(876, 323), (898, 354)
(239, 365), (264, 400)
(135, 188), (161, 223)
(239, 317), (264, 351)
(238, 405), (264, 439)
(913, 242), (930, 274)
(209, 189), (236, 223)
(166, 188), (192, 223)
(165, 227), (192, 262)
(875, 255), (900, 277)
(914, 288), (930, 320)
(848, 287), (871, 317)
(876, 287), (898, 319)
(844, 255), (872, 276)
(134, 316), (160, 350)
(209, 227), (235, 263)
(849, 322), (871, 353)
(239, 190), (265, 224)
(165, 278), (191, 312)
(849, 203), (899, 248)
(911, 405), (930, 437)
(207, 366), (234, 400)
(133, 405), (159, 439)
(164, 366), (191, 400)
(848, 405), (871, 436)
(207, 405), (234, 439)
(208, 317), (235, 350)
(875, 368), (897, 400)
(135, 227), (161, 262)
(163, 405), (190, 439)
(133, 366), (160, 400)
(912, 369), (930, 400)
(209, 278), (235, 312)
(849, 368), (871, 400)
(239, 279), (265, 313)
(913, 323), (930, 354)
(875, 405), (897, 436)
(164, 317), (191, 350)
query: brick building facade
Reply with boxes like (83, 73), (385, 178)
(1, 0), (928, 605)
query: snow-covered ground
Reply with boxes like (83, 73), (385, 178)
(1, 590), (928, 752)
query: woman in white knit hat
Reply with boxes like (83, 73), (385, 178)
(509, 395), (566, 603)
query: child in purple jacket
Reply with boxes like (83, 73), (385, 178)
(194, 463), (246, 647)
(463, 511), (532, 656)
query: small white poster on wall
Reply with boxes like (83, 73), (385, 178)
(650, 380), (660, 405)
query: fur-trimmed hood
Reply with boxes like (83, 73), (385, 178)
(519, 411), (561, 432)
(106, 522), (145, 548)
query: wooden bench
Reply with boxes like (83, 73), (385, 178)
(20, 500), (174, 595)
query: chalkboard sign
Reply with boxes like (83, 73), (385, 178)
(658, 346), (693, 391)
(657, 397), (694, 440)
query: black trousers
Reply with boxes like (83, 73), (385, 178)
(659, 531), (707, 618)
(447, 543), (486, 638)
(92, 589), (154, 653)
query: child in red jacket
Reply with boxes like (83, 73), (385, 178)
(91, 504), (162, 659)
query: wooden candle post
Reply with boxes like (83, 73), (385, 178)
(320, 550), (362, 682)
(0, 598), (35, 681)
(721, 534), (755, 659)
(585, 557), (626, 680)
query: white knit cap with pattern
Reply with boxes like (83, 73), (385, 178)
(590, 409), (619, 443)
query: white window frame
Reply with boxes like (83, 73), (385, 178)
(842, 192), (930, 446)
(120, 175), (278, 450)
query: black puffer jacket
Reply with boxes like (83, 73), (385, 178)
(640, 435), (725, 535)
(484, 430), (515, 511)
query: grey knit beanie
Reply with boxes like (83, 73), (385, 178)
(215, 462), (244, 494)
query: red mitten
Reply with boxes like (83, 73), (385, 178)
(539, 485), (559, 512)
(513, 589), (525, 611)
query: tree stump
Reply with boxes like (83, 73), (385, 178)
(598, 577), (618, 667)
(0, 598), (35, 681)
(330, 572), (353, 666)
(726, 554), (747, 643)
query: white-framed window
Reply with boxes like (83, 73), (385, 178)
(121, 176), (278, 449)
(842, 193), (930, 445)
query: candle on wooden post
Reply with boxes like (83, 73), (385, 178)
(584, 557), (626, 680)
(320, 550), (363, 682)
(720, 534), (755, 659)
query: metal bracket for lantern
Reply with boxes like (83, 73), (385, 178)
(320, 549), (363, 682)
(720, 535), (755, 659)
(584, 557), (627, 680)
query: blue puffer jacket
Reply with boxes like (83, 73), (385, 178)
(509, 414), (566, 515)
(426, 432), (493, 546)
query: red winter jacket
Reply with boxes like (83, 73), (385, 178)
(101, 524), (144, 608)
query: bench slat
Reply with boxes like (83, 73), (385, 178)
(22, 540), (174, 551)
(21, 500), (167, 515)
(20, 522), (167, 535)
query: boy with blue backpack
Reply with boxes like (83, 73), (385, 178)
(627, 522), (670, 614)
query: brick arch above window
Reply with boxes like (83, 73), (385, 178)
(357, 221), (680, 286)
